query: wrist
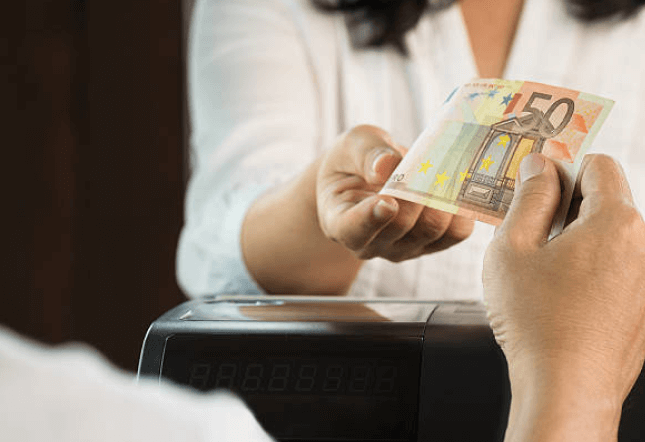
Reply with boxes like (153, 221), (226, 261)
(505, 357), (623, 442)
(241, 157), (361, 295)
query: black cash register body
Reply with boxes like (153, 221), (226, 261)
(138, 295), (645, 442)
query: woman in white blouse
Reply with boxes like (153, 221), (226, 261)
(2, 2), (645, 440)
(177, 0), (645, 301)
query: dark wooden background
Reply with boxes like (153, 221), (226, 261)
(3, 0), (189, 372)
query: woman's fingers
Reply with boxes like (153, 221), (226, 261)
(441, 213), (476, 246)
(317, 125), (403, 251)
(393, 210), (474, 257)
(318, 124), (473, 261)
(324, 195), (399, 252)
(354, 205), (473, 261)
(369, 147), (403, 185)
(320, 125), (403, 186)
(366, 199), (425, 244)
(344, 125), (405, 185)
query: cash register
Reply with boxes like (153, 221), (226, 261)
(137, 295), (645, 442)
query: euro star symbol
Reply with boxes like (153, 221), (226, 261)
(497, 134), (511, 148)
(434, 171), (450, 187)
(479, 155), (495, 172)
(418, 160), (433, 174)
(459, 169), (471, 183)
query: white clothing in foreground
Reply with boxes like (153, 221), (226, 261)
(0, 327), (273, 442)
(177, 0), (645, 300)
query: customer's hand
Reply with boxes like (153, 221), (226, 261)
(484, 153), (645, 441)
(316, 125), (474, 262)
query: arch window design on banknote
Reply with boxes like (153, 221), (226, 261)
(459, 114), (546, 214)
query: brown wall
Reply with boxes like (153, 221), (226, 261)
(4, 0), (187, 372)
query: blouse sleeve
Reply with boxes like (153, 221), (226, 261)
(0, 326), (275, 442)
(177, 0), (321, 297)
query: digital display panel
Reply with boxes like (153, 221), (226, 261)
(162, 336), (421, 441)
(187, 358), (400, 396)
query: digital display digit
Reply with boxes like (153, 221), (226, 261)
(162, 336), (421, 441)
(186, 359), (400, 396)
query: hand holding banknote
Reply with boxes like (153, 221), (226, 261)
(316, 125), (474, 262)
(241, 123), (475, 295)
(483, 154), (645, 441)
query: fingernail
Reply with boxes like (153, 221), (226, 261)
(372, 149), (395, 174)
(373, 199), (397, 220)
(519, 154), (545, 183)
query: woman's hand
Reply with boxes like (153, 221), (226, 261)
(483, 153), (645, 441)
(243, 124), (473, 295)
(316, 125), (474, 262)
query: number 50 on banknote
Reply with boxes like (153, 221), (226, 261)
(381, 79), (614, 234)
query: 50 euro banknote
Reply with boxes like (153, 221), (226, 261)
(380, 79), (614, 234)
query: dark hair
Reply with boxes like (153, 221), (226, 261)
(313, 0), (645, 54)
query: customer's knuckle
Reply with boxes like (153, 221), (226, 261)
(613, 204), (645, 240)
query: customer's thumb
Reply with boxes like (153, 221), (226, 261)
(499, 154), (561, 246)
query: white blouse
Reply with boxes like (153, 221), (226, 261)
(177, 0), (645, 300)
